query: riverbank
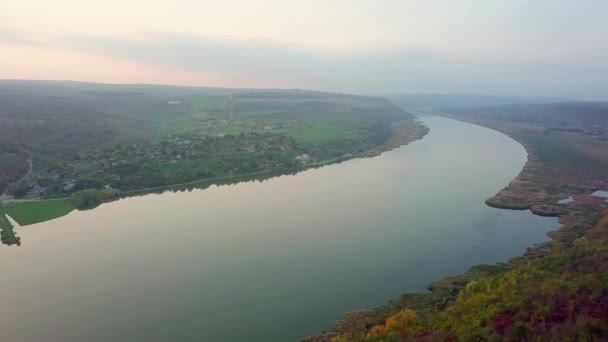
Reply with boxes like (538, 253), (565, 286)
(439, 114), (608, 245)
(359, 120), (429, 158)
(1, 116), (557, 342)
(0, 119), (429, 246)
(307, 113), (608, 341)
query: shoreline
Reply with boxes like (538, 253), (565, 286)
(303, 114), (608, 341)
(1, 119), (429, 228)
(359, 120), (429, 158)
(117, 122), (428, 199)
(437, 114), (608, 244)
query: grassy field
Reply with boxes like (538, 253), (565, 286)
(2, 199), (75, 226)
(236, 109), (287, 117)
(185, 94), (228, 108)
(214, 124), (250, 135)
(287, 115), (370, 144)
(216, 115), (370, 144)
(216, 90), (399, 146)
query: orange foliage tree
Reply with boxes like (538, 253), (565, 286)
(368, 309), (417, 337)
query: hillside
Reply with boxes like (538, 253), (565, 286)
(0, 80), (428, 244)
(388, 94), (571, 112)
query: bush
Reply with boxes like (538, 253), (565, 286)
(70, 188), (120, 209)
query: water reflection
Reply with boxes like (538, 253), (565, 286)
(123, 160), (347, 198)
(1, 159), (351, 247)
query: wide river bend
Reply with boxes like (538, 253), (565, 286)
(0, 116), (557, 341)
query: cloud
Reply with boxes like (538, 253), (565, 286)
(2, 29), (608, 100)
(0, 27), (38, 46)
(65, 33), (327, 78)
(56, 32), (460, 89)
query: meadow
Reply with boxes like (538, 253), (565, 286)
(2, 199), (75, 226)
(214, 90), (404, 148)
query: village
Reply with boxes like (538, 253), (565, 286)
(14, 130), (313, 199)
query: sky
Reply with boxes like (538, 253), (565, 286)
(1, 0), (607, 99)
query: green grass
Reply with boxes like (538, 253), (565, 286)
(2, 199), (75, 226)
(237, 109), (287, 117)
(286, 116), (368, 145)
(185, 94), (227, 109)
(215, 115), (371, 145)
(213, 124), (250, 136)
(288, 127), (363, 144)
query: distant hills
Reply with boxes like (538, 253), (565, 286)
(388, 93), (575, 111)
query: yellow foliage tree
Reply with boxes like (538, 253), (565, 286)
(369, 324), (387, 336)
(331, 337), (350, 342)
(385, 309), (417, 332)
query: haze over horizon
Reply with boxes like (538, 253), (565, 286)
(1, 0), (607, 100)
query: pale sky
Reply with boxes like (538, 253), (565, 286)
(1, 0), (607, 99)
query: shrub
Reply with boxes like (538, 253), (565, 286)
(70, 188), (120, 209)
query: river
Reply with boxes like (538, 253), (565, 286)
(0, 116), (557, 341)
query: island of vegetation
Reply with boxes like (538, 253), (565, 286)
(305, 99), (608, 341)
(0, 80), (428, 245)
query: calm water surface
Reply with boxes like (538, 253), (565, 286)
(0, 117), (557, 341)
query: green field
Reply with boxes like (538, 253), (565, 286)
(213, 124), (250, 136)
(237, 109), (287, 117)
(185, 94), (228, 109)
(2, 199), (75, 226)
(286, 116), (370, 144)
(216, 115), (373, 145)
